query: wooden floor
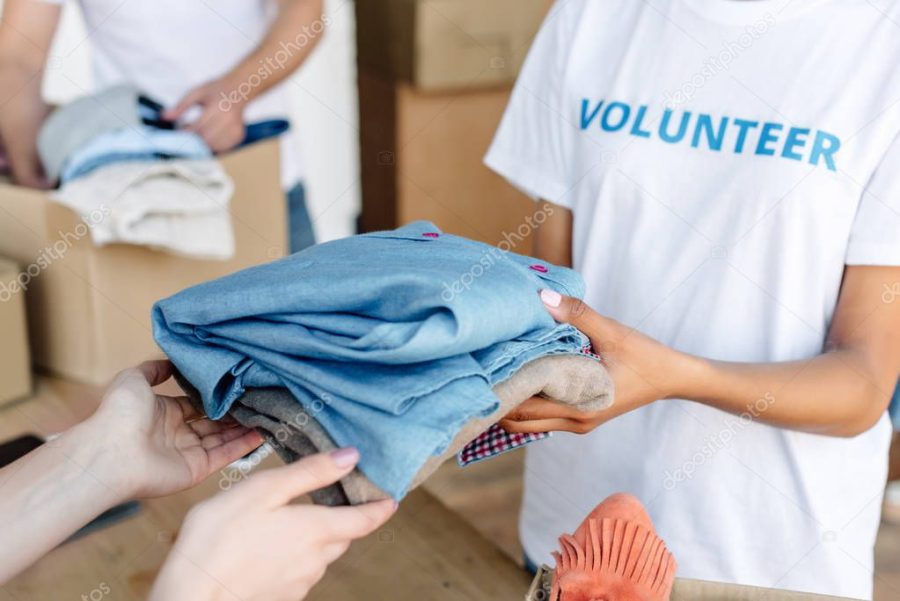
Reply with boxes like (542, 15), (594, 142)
(3, 377), (899, 599)
(425, 451), (900, 601)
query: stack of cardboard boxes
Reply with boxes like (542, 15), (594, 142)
(355, 0), (551, 250)
(526, 564), (857, 600)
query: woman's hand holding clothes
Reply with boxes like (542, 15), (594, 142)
(0, 360), (264, 583)
(505, 264), (900, 439)
(149, 449), (398, 601)
(500, 290), (695, 435)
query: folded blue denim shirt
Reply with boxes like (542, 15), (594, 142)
(152, 221), (590, 498)
(60, 120), (293, 183)
(39, 85), (293, 184)
(60, 126), (211, 183)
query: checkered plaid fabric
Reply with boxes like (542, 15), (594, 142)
(581, 343), (601, 360)
(457, 424), (550, 467)
(457, 347), (601, 467)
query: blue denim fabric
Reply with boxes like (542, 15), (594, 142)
(61, 126), (211, 183)
(242, 120), (290, 148)
(152, 221), (589, 498)
(60, 121), (293, 184)
(286, 182), (316, 253)
(889, 380), (900, 430)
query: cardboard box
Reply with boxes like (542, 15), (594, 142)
(356, 0), (549, 91)
(0, 258), (32, 405)
(526, 564), (858, 600)
(670, 579), (857, 600)
(358, 72), (537, 252)
(0, 140), (287, 385)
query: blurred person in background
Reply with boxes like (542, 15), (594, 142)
(0, 361), (396, 600)
(0, 0), (323, 252)
(489, 2), (900, 599)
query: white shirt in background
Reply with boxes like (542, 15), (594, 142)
(486, 1), (900, 598)
(44, 0), (304, 189)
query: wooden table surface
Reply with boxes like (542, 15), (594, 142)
(0, 377), (532, 601)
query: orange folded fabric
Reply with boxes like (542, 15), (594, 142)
(550, 493), (677, 601)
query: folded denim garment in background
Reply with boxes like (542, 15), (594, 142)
(59, 126), (211, 183)
(38, 84), (290, 185)
(153, 221), (601, 498)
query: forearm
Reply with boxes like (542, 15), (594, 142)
(0, 61), (50, 186)
(0, 0), (58, 187)
(220, 0), (325, 106)
(533, 201), (573, 267)
(0, 420), (131, 583)
(675, 348), (894, 437)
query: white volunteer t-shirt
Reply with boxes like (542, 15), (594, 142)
(45, 0), (303, 188)
(486, 1), (900, 598)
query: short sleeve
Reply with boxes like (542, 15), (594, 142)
(846, 132), (900, 265)
(484, 0), (583, 207)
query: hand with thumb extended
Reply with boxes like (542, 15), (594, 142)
(498, 290), (689, 434)
(149, 448), (397, 601)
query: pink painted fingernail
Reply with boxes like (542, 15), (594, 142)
(331, 447), (359, 468)
(540, 289), (562, 308)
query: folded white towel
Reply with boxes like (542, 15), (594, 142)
(53, 159), (235, 260)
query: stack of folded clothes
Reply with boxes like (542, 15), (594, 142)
(36, 85), (258, 260)
(153, 222), (615, 503)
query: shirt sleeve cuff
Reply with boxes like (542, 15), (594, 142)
(845, 242), (900, 266)
(484, 150), (572, 208)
